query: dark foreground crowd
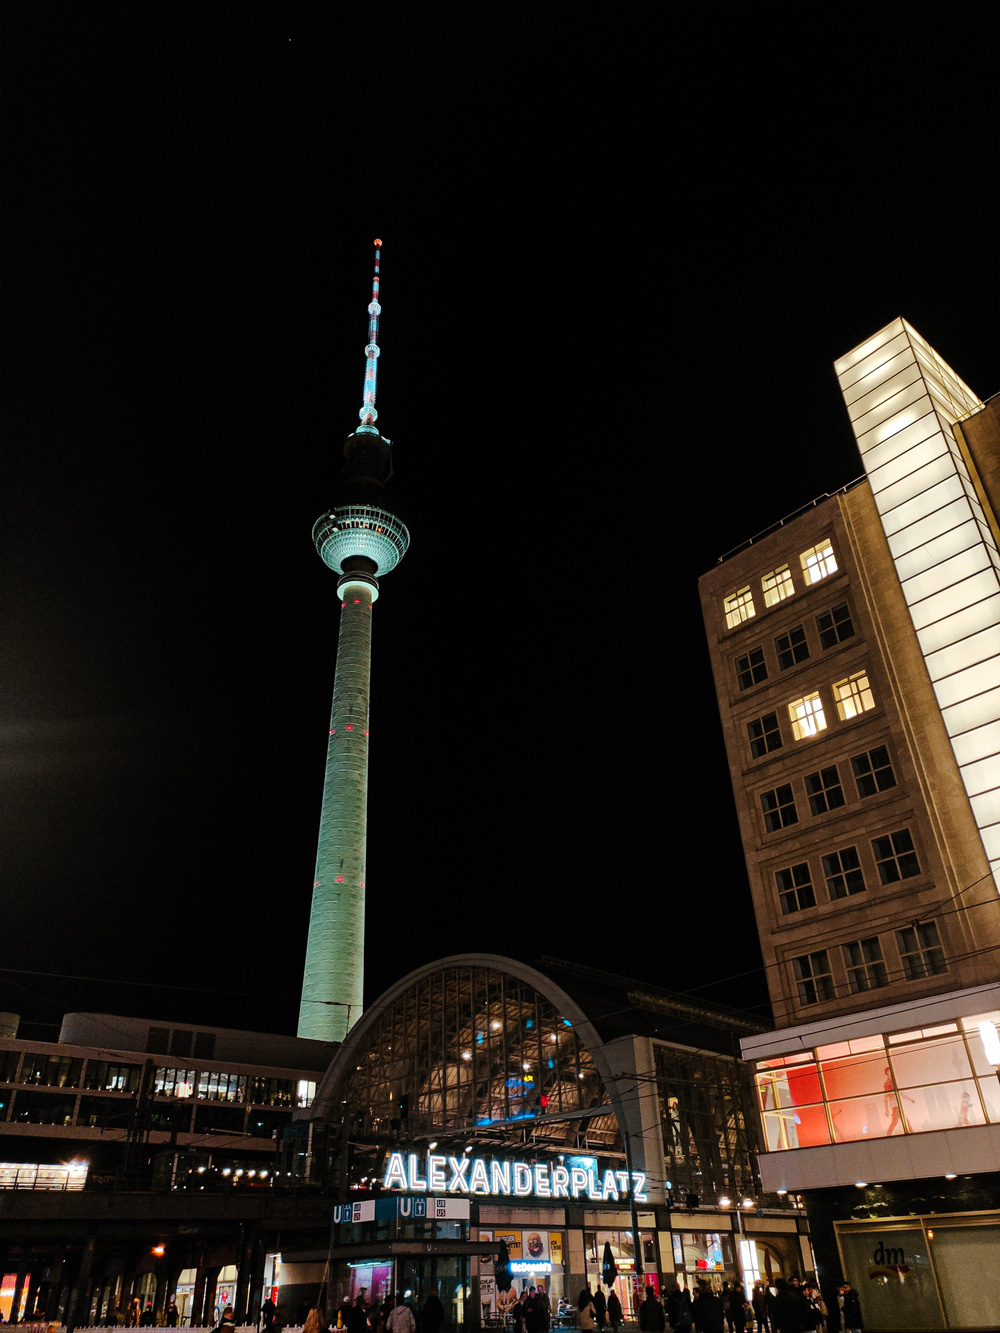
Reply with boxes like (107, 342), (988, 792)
(578, 1278), (863, 1333)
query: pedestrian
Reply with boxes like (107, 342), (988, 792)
(536, 1283), (551, 1332)
(578, 1287), (597, 1333)
(593, 1286), (607, 1331)
(727, 1284), (746, 1333)
(606, 1290), (622, 1333)
(422, 1289), (445, 1333)
(665, 1285), (692, 1332)
(639, 1287), (665, 1333)
(802, 1284), (823, 1332)
(166, 1302), (179, 1328)
(750, 1284), (768, 1333)
(385, 1295), (415, 1333)
(840, 1284), (863, 1333)
(692, 1283), (723, 1333)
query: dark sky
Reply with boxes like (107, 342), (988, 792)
(2, 3), (997, 1041)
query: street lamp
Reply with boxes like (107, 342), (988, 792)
(720, 1197), (759, 1288)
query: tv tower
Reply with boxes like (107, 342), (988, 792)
(297, 240), (410, 1042)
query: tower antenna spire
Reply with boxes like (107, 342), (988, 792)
(359, 238), (383, 431)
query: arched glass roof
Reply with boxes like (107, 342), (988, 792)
(316, 957), (623, 1189)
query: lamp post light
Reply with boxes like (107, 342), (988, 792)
(720, 1196), (759, 1289)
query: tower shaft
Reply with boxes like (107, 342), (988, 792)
(298, 579), (374, 1041)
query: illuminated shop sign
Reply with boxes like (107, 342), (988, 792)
(510, 1261), (553, 1276)
(382, 1152), (647, 1203)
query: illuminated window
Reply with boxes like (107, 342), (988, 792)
(788, 692), (826, 740)
(823, 846), (865, 899)
(804, 765), (844, 816)
(851, 746), (896, 798)
(747, 712), (782, 759)
(793, 951), (834, 1007)
(816, 602), (854, 649)
(762, 565), (794, 607)
(776, 863), (815, 915)
(724, 587), (756, 629)
(800, 540), (837, 585)
(735, 647), (767, 691)
(761, 784), (797, 833)
(775, 625), (809, 670)
(843, 937), (888, 993)
(872, 829), (920, 884)
(834, 671), (875, 720)
(897, 922), (946, 980)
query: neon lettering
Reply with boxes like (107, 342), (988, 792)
(602, 1170), (619, 1201)
(514, 1163), (532, 1196)
(551, 1166), (570, 1198)
(427, 1155), (447, 1191)
(533, 1163), (552, 1197)
(448, 1157), (471, 1192)
(491, 1160), (511, 1196)
(407, 1153), (427, 1191)
(469, 1158), (490, 1194)
(384, 1153), (408, 1191)
(570, 1167), (589, 1198)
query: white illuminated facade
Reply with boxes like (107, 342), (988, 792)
(834, 318), (1000, 890)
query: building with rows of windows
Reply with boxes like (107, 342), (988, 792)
(699, 319), (1000, 1331)
(0, 1010), (336, 1327)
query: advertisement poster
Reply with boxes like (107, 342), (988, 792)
(496, 1231), (522, 1260)
(549, 1233), (563, 1268)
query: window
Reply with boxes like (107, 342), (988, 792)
(800, 540), (837, 585)
(747, 712), (782, 759)
(724, 587), (756, 629)
(843, 937), (888, 993)
(762, 565), (794, 607)
(804, 765), (844, 816)
(834, 671), (875, 720)
(872, 829), (920, 884)
(817, 602), (854, 649)
(823, 846), (866, 899)
(897, 922), (947, 980)
(776, 863), (815, 915)
(851, 745), (896, 797)
(735, 647), (767, 690)
(793, 951), (834, 1006)
(789, 692), (827, 740)
(774, 624), (810, 670)
(761, 784), (798, 833)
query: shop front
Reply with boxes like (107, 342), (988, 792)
(834, 1211), (1000, 1332)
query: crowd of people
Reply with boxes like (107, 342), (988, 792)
(288, 1289), (446, 1333)
(574, 1278), (863, 1333)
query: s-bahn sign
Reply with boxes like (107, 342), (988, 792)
(383, 1152), (648, 1202)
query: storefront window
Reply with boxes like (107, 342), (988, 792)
(756, 1013), (1000, 1150)
(756, 1058), (830, 1150)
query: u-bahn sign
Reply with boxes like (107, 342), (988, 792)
(382, 1152), (648, 1202)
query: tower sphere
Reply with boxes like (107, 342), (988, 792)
(312, 503), (410, 578)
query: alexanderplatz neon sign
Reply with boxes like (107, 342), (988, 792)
(383, 1152), (648, 1203)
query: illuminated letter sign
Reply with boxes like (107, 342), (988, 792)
(382, 1152), (648, 1202)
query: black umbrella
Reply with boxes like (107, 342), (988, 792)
(602, 1240), (618, 1289)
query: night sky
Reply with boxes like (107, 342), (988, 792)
(2, 4), (997, 1042)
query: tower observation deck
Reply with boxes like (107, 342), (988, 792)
(297, 241), (410, 1042)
